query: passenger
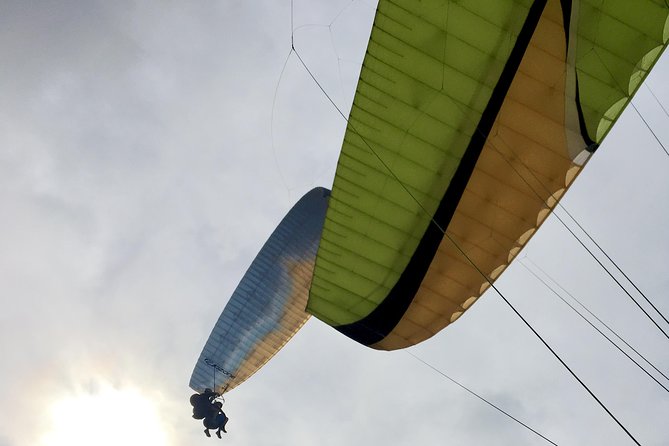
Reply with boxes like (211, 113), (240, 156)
(203, 409), (228, 438)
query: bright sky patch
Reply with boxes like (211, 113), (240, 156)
(40, 384), (168, 446)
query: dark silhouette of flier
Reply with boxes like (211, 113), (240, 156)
(190, 389), (229, 438)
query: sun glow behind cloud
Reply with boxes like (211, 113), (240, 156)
(40, 383), (168, 446)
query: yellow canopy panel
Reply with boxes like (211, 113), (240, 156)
(307, 0), (669, 350)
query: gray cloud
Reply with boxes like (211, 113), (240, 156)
(1, 1), (667, 445)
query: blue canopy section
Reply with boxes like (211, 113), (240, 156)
(190, 187), (330, 393)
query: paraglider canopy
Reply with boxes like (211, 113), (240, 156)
(306, 0), (669, 350)
(189, 187), (330, 394)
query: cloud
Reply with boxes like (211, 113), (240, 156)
(0, 1), (667, 445)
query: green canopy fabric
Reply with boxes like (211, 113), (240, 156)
(307, 0), (669, 350)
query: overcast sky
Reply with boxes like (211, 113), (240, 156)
(1, 1), (668, 445)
